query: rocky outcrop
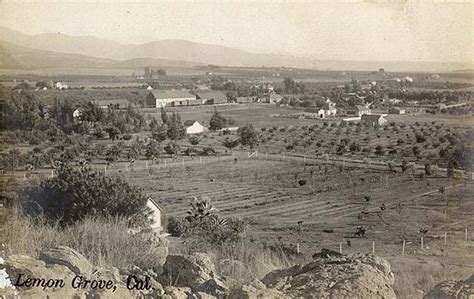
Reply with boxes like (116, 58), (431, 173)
(160, 253), (227, 298)
(39, 245), (93, 275)
(228, 279), (286, 299)
(261, 249), (396, 299)
(424, 275), (474, 299)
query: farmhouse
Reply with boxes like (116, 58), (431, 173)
(361, 114), (387, 127)
(184, 120), (206, 134)
(196, 91), (228, 105)
(146, 90), (197, 108)
(389, 107), (405, 114)
(347, 105), (371, 117)
(236, 96), (253, 104)
(267, 93), (283, 104)
(146, 198), (163, 233)
(91, 99), (129, 110)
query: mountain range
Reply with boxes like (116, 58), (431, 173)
(0, 26), (471, 72)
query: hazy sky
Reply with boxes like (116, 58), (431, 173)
(0, 0), (472, 62)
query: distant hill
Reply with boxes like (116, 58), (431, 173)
(0, 26), (472, 72)
(0, 40), (114, 69)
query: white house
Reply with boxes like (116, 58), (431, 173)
(146, 198), (163, 233)
(54, 82), (68, 90)
(184, 120), (205, 134)
(72, 109), (82, 118)
(347, 105), (371, 117)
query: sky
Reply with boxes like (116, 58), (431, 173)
(0, 0), (472, 62)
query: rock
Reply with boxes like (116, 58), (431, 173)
(161, 253), (220, 289)
(228, 279), (286, 299)
(424, 275), (474, 299)
(261, 249), (396, 299)
(218, 259), (247, 278)
(4, 254), (84, 298)
(163, 286), (192, 299)
(39, 246), (93, 275)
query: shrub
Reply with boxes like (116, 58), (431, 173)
(164, 142), (181, 155)
(21, 166), (152, 227)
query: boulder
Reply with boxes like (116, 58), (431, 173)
(261, 249), (396, 299)
(4, 254), (84, 298)
(424, 275), (474, 299)
(161, 253), (218, 288)
(39, 246), (93, 275)
(228, 279), (286, 299)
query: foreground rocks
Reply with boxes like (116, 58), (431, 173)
(424, 275), (474, 299)
(4, 246), (399, 299)
(261, 248), (396, 299)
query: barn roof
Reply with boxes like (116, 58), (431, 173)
(361, 114), (384, 121)
(183, 120), (199, 127)
(195, 91), (227, 101)
(149, 90), (194, 99)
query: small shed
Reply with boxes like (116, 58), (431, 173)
(389, 107), (406, 115)
(146, 198), (163, 233)
(361, 114), (387, 127)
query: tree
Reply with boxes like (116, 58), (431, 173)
(188, 135), (200, 145)
(22, 166), (151, 227)
(106, 126), (121, 141)
(1, 148), (21, 174)
(209, 109), (227, 131)
(375, 145), (384, 156)
(145, 140), (161, 159)
(152, 123), (168, 142)
(238, 124), (259, 150)
(105, 144), (121, 164)
(166, 113), (185, 140)
(160, 106), (168, 124)
(223, 138), (240, 150)
(164, 142), (180, 155)
(424, 163), (432, 176)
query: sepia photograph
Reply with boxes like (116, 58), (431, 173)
(0, 0), (473, 298)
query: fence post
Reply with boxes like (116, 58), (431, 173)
(421, 236), (424, 249)
(339, 243), (343, 254)
(402, 240), (406, 255)
(164, 159), (167, 167)
(51, 169), (54, 178)
(104, 165), (107, 175)
(372, 241), (375, 255)
(182, 158), (185, 166)
(465, 228), (468, 241)
(296, 243), (300, 254)
(23, 173), (27, 180)
(444, 232), (447, 244)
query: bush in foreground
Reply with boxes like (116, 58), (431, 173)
(21, 166), (152, 227)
